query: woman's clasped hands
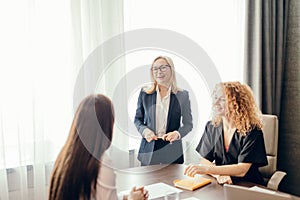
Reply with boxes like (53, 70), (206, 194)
(161, 131), (179, 143)
(145, 131), (179, 143)
(128, 186), (149, 200)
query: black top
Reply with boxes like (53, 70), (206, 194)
(196, 121), (268, 185)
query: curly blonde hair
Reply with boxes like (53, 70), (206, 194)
(212, 82), (263, 135)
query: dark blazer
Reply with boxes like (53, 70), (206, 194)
(134, 88), (193, 165)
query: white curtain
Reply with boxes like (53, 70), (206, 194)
(0, 0), (125, 199)
(71, 0), (129, 169)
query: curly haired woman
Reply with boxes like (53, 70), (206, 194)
(184, 82), (268, 185)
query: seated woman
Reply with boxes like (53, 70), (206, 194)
(48, 94), (148, 200)
(184, 82), (268, 185)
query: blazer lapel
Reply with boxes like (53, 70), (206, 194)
(166, 93), (175, 130)
(149, 92), (157, 132)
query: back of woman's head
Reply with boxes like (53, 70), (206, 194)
(212, 82), (262, 134)
(48, 94), (114, 200)
(75, 94), (114, 159)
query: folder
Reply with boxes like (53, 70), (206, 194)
(173, 176), (211, 191)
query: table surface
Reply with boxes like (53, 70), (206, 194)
(116, 164), (299, 200)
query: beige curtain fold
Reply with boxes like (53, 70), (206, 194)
(244, 0), (300, 196)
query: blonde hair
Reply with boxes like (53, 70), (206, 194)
(144, 56), (180, 94)
(212, 81), (263, 135)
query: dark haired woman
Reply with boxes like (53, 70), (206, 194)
(49, 94), (148, 200)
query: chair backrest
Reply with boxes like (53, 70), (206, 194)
(259, 114), (278, 179)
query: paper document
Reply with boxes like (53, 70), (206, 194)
(119, 182), (182, 200)
(249, 186), (276, 194)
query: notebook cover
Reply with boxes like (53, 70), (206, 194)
(173, 177), (211, 191)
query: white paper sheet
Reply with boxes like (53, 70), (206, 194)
(249, 186), (276, 194)
(119, 182), (182, 200)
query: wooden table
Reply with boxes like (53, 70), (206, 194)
(116, 164), (225, 199)
(116, 164), (299, 200)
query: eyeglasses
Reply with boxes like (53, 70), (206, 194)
(151, 65), (170, 73)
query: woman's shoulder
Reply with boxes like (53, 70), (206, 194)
(244, 126), (264, 139)
(174, 89), (190, 100)
(249, 126), (263, 134)
(199, 121), (222, 142)
(205, 120), (221, 133)
(141, 86), (156, 95)
(175, 88), (188, 95)
(205, 120), (220, 128)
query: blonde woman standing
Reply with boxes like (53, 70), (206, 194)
(134, 56), (193, 166)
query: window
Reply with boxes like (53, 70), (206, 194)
(123, 0), (245, 151)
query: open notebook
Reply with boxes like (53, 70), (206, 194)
(173, 175), (212, 191)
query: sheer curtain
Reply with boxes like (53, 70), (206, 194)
(0, 0), (125, 199)
(0, 1), (73, 199)
(71, 0), (129, 169)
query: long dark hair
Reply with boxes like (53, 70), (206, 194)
(48, 94), (114, 200)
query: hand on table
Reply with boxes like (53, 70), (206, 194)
(184, 164), (233, 185)
(128, 186), (149, 200)
(184, 164), (210, 177)
(216, 175), (232, 185)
